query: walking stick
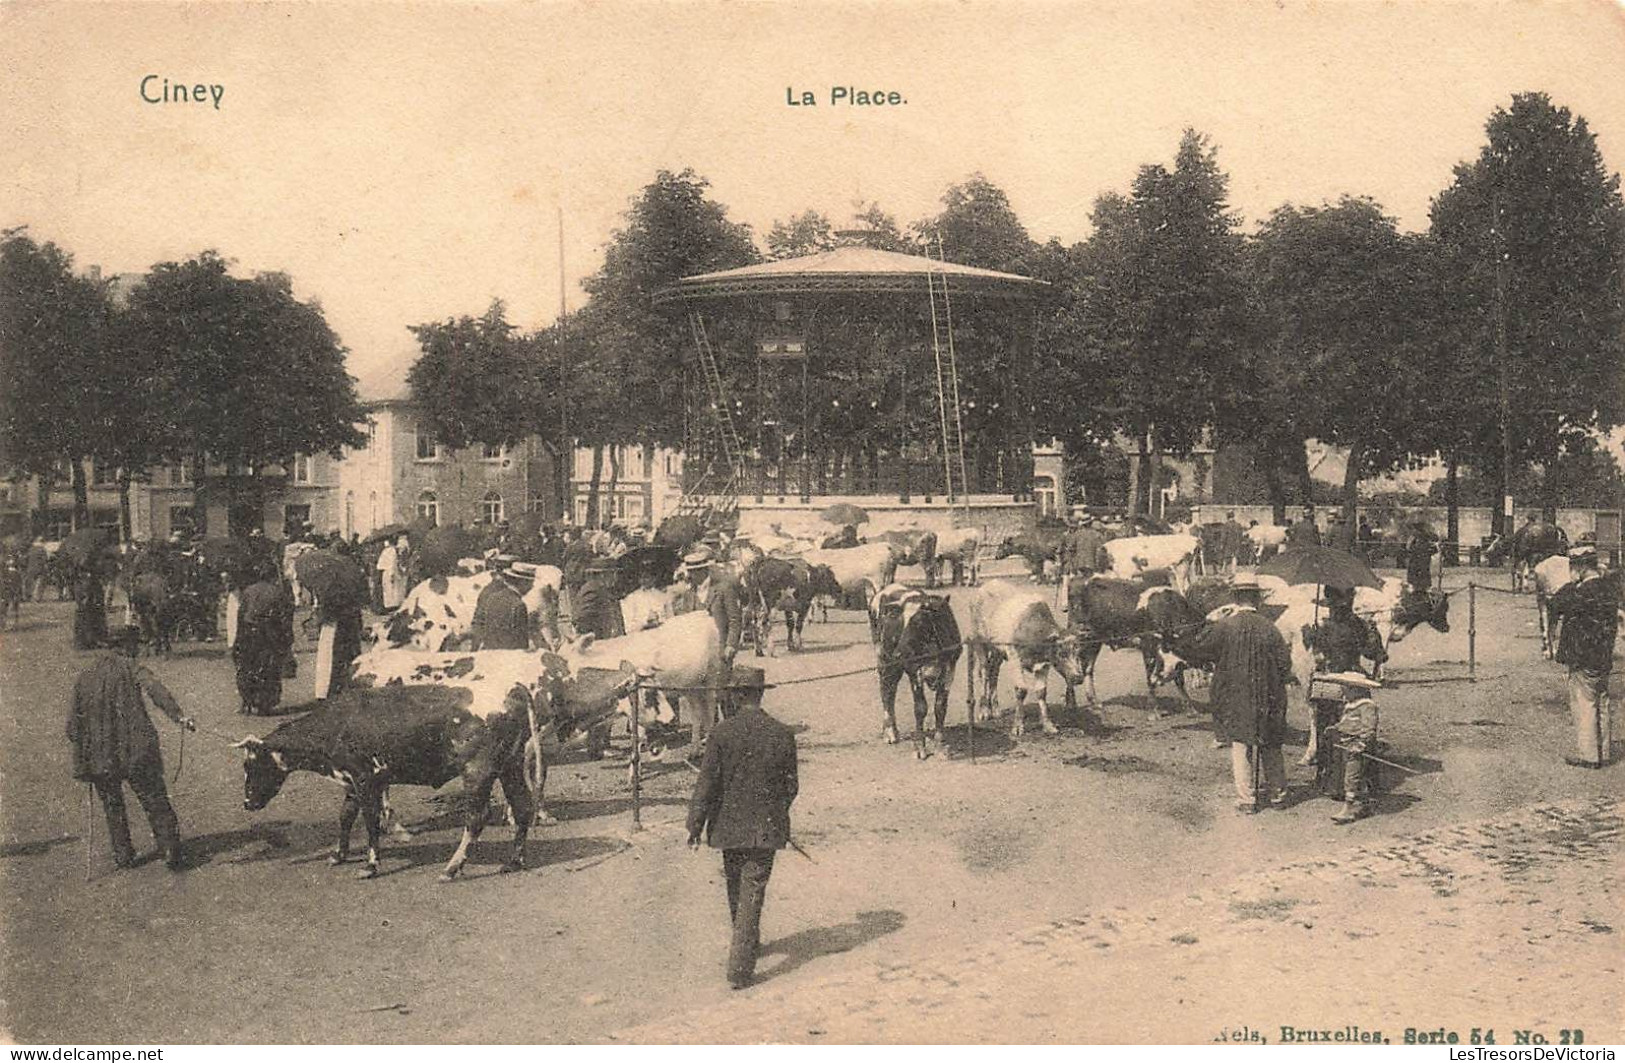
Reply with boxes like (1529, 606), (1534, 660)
(83, 784), (94, 883)
(1468, 582), (1477, 681)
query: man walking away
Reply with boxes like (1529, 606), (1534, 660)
(234, 563), (293, 715)
(1549, 541), (1618, 768)
(470, 557), (532, 650)
(686, 666), (798, 989)
(1186, 574), (1297, 813)
(67, 625), (196, 870)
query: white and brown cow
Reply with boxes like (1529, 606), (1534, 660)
(370, 567), (564, 653)
(964, 580), (1087, 737)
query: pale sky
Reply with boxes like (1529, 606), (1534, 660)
(4, 1), (1624, 399)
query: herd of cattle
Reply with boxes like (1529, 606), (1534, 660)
(208, 521), (1469, 882)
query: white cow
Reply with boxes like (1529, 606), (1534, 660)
(619, 584), (683, 634)
(1101, 534), (1201, 592)
(964, 580), (1086, 737)
(1246, 524), (1289, 563)
(930, 528), (983, 587)
(1533, 554), (1572, 660)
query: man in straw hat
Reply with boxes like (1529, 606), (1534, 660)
(677, 546), (744, 754)
(687, 665), (797, 989)
(470, 556), (533, 650)
(1548, 539), (1618, 768)
(1186, 573), (1297, 813)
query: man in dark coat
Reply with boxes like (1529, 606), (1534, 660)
(1304, 585), (1388, 822)
(1548, 542), (1618, 768)
(73, 564), (108, 650)
(1186, 574), (1296, 813)
(572, 558), (626, 641)
(23, 539), (48, 601)
(686, 666), (798, 989)
(1286, 507), (1321, 549)
(470, 561), (531, 650)
(1405, 526), (1438, 595)
(67, 625), (196, 870)
(234, 565), (293, 715)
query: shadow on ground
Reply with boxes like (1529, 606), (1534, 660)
(755, 908), (907, 984)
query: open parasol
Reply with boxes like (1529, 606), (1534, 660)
(293, 549), (368, 607)
(1258, 544), (1381, 591)
(820, 502), (869, 526)
(614, 544), (681, 594)
(415, 525), (481, 580)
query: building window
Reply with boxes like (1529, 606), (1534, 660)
(167, 460), (192, 486)
(529, 495), (549, 515)
(283, 503), (312, 538)
(168, 506), (195, 538)
(416, 490), (439, 525)
(292, 453), (313, 484)
(481, 441), (505, 461)
(479, 491), (504, 525)
(623, 494), (645, 522)
(92, 460), (116, 486)
(574, 498), (589, 525)
(416, 429), (441, 461)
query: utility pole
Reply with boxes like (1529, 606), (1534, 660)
(1493, 182), (1514, 538)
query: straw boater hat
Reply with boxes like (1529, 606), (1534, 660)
(682, 547), (714, 574)
(1569, 542), (1598, 562)
(1232, 572), (1262, 593)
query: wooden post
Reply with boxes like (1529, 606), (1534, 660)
(1468, 581), (1477, 682)
(629, 681), (643, 832)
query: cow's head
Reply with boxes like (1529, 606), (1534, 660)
(994, 537), (1021, 560)
(1390, 590), (1450, 641)
(1050, 631), (1089, 684)
(806, 564), (842, 601)
(231, 736), (290, 811)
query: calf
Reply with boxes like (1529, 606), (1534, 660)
(742, 558), (840, 655)
(129, 572), (180, 656)
(1065, 577), (1203, 716)
(873, 584), (962, 759)
(878, 529), (938, 579)
(239, 653), (639, 880)
(964, 580), (1086, 737)
(995, 527), (1065, 581)
(930, 527), (982, 587)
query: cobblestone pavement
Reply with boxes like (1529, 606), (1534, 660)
(611, 797), (1623, 1044)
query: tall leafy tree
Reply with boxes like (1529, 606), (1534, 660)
(1247, 197), (1429, 539)
(0, 230), (116, 531)
(407, 300), (539, 450)
(1429, 92), (1625, 530)
(1066, 132), (1251, 515)
(572, 169), (758, 520)
(765, 210), (836, 259)
(121, 252), (366, 536)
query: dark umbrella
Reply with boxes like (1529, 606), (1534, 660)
(1258, 544), (1382, 591)
(294, 550), (368, 607)
(615, 544), (681, 592)
(362, 522), (411, 545)
(820, 502), (869, 526)
(654, 514), (706, 551)
(57, 528), (114, 569)
(416, 525), (482, 580)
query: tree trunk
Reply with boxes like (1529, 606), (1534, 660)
(585, 445), (604, 528)
(1130, 424), (1152, 518)
(1443, 459), (1461, 566)
(606, 446), (621, 525)
(192, 449), (209, 537)
(117, 470), (133, 544)
(1263, 437), (1288, 524)
(1338, 437), (1364, 550)
(70, 457), (89, 531)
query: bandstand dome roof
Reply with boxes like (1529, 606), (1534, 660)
(654, 245), (1046, 304)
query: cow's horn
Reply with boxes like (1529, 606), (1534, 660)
(229, 735), (263, 749)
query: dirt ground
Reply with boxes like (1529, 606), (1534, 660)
(1, 563), (1619, 1044)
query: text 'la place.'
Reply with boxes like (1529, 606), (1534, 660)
(786, 86), (906, 106)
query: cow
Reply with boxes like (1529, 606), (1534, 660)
(878, 528), (938, 581)
(234, 652), (640, 881)
(741, 558), (841, 655)
(1533, 554), (1571, 659)
(1246, 523), (1288, 563)
(1064, 577), (1206, 716)
(129, 571), (181, 656)
(927, 527), (982, 587)
(1100, 533), (1201, 593)
(964, 580), (1086, 737)
(1512, 521), (1568, 592)
(800, 542), (901, 637)
(370, 567), (564, 652)
(873, 584), (963, 758)
(995, 526), (1066, 581)
(558, 610), (724, 754)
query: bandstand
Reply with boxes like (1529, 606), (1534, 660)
(653, 235), (1049, 541)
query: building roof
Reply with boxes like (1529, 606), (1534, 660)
(654, 246), (1046, 304)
